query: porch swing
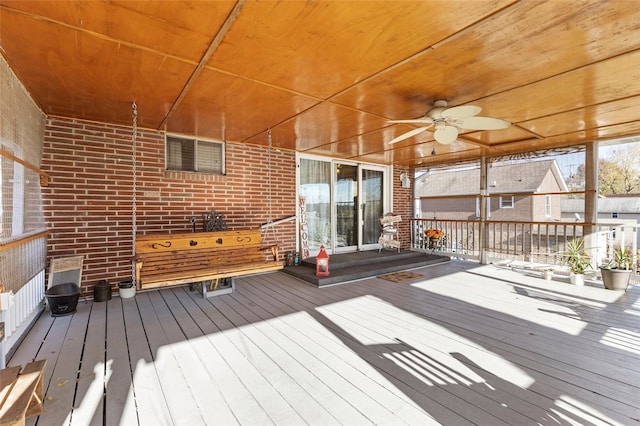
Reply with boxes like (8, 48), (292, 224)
(131, 107), (284, 297)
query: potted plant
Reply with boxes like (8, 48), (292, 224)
(600, 246), (633, 290)
(559, 237), (592, 286)
(425, 228), (445, 250)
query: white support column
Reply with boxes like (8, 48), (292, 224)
(584, 142), (598, 266)
(479, 156), (489, 264)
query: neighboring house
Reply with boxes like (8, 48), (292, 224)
(562, 195), (640, 248)
(416, 159), (569, 222)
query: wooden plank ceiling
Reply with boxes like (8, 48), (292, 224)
(1, 1), (640, 167)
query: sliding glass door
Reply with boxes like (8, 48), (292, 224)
(299, 156), (388, 255)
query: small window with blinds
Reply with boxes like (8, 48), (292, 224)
(166, 135), (224, 174)
(499, 195), (514, 208)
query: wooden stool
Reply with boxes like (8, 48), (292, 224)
(0, 360), (46, 426)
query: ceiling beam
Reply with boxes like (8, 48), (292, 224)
(158, 0), (246, 130)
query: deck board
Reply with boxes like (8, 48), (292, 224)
(6, 261), (640, 425)
(141, 290), (206, 425)
(195, 293), (308, 425)
(173, 287), (272, 425)
(71, 301), (106, 426)
(6, 311), (54, 365)
(157, 288), (241, 423)
(205, 296), (344, 424)
(38, 303), (90, 426)
(120, 295), (172, 424)
(320, 268), (638, 423)
(234, 276), (452, 425)
(104, 297), (137, 426)
(220, 289), (403, 425)
(251, 275), (513, 425)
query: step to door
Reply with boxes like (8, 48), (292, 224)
(283, 250), (449, 287)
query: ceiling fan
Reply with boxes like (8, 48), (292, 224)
(387, 100), (510, 145)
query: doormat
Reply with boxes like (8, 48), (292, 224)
(378, 271), (424, 283)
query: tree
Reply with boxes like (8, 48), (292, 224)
(566, 163), (585, 192)
(598, 144), (640, 195)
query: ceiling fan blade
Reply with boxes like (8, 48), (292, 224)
(455, 116), (511, 130)
(387, 119), (434, 125)
(388, 126), (430, 144)
(434, 125), (458, 145)
(442, 105), (481, 119)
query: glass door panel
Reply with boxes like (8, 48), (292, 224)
(335, 163), (358, 251)
(361, 167), (384, 249)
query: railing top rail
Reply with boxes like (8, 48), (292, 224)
(409, 218), (480, 223)
(410, 218), (595, 227)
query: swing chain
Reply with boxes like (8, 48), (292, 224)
(131, 101), (138, 283)
(266, 129), (276, 243)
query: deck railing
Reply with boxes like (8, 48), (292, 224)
(411, 218), (639, 280)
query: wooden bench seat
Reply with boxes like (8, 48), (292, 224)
(135, 229), (283, 296)
(0, 360), (46, 426)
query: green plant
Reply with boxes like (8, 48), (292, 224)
(560, 237), (592, 274)
(603, 246), (632, 270)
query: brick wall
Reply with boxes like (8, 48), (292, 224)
(392, 165), (413, 247)
(42, 117), (297, 295)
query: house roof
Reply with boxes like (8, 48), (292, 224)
(416, 159), (568, 197)
(563, 196), (640, 214)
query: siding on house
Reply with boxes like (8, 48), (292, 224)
(562, 196), (640, 246)
(417, 160), (567, 222)
(421, 198), (478, 221)
(488, 194), (532, 221)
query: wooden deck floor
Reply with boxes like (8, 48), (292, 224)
(9, 261), (640, 425)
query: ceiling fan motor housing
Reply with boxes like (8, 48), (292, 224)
(427, 100), (449, 118)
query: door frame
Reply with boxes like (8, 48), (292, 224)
(296, 153), (392, 256)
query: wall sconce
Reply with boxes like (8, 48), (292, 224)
(400, 172), (411, 188)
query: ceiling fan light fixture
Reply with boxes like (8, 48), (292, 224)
(434, 125), (458, 145)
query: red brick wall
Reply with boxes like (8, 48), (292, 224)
(392, 165), (413, 247)
(42, 117), (297, 295)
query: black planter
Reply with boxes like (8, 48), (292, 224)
(93, 280), (112, 302)
(45, 283), (81, 316)
(600, 267), (632, 290)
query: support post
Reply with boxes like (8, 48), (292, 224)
(479, 156), (489, 264)
(584, 142), (598, 267)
